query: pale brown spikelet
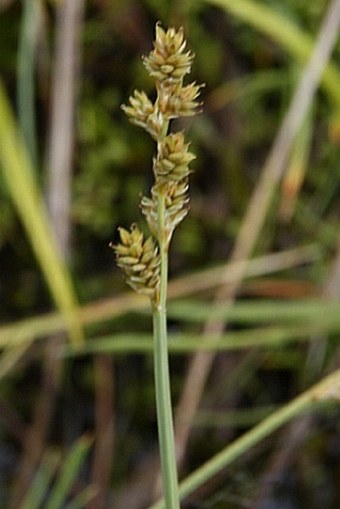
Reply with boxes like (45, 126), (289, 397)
(154, 132), (195, 182)
(158, 82), (203, 119)
(122, 24), (202, 133)
(141, 180), (189, 246)
(121, 90), (164, 140)
(143, 24), (194, 83)
(110, 224), (160, 298)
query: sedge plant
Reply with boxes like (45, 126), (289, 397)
(110, 24), (202, 508)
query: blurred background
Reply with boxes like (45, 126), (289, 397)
(0, 0), (340, 508)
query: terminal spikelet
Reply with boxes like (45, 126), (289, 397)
(143, 24), (194, 83)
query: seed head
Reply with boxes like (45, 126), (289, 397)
(122, 90), (164, 139)
(143, 24), (194, 83)
(141, 180), (189, 246)
(154, 132), (195, 182)
(116, 24), (202, 293)
(158, 82), (203, 119)
(110, 224), (160, 299)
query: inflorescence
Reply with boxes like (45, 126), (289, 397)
(111, 23), (203, 304)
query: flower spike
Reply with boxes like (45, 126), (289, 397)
(143, 24), (194, 83)
(115, 23), (202, 297)
(111, 224), (160, 299)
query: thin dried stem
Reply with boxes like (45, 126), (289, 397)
(47, 0), (84, 256)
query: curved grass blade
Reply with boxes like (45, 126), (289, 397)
(63, 486), (97, 509)
(148, 368), (340, 508)
(45, 435), (92, 509)
(0, 80), (83, 348)
(20, 453), (59, 509)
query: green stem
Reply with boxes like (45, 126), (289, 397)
(152, 192), (180, 509)
(148, 367), (340, 509)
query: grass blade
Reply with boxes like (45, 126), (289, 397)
(0, 80), (83, 348)
(20, 453), (59, 509)
(64, 486), (97, 509)
(45, 435), (92, 509)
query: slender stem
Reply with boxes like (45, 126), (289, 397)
(152, 192), (180, 509)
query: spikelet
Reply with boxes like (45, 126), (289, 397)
(110, 224), (160, 299)
(154, 132), (195, 182)
(157, 81), (203, 119)
(141, 180), (189, 245)
(122, 24), (202, 136)
(121, 90), (163, 140)
(143, 24), (194, 83)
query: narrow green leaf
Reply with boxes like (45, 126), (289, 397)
(45, 435), (92, 509)
(20, 453), (60, 509)
(166, 299), (340, 325)
(64, 486), (97, 509)
(62, 321), (340, 356)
